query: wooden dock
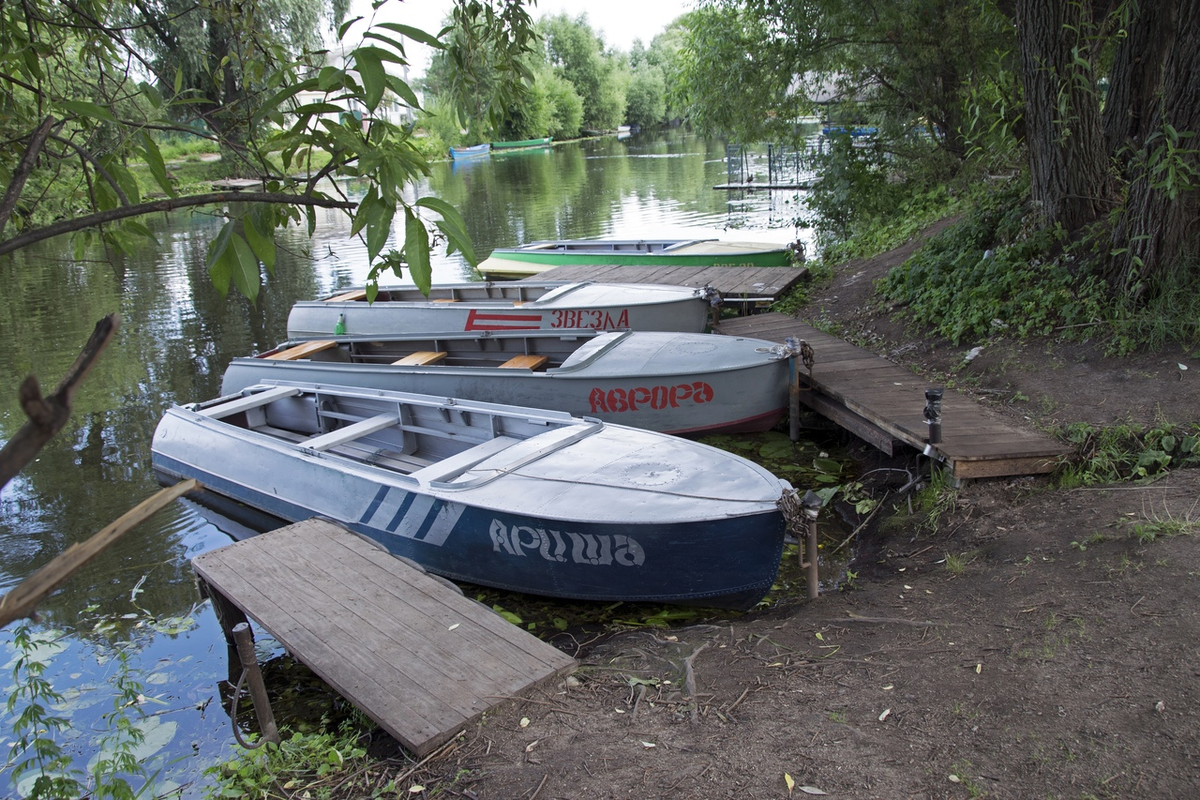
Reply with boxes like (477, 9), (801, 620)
(192, 518), (576, 756)
(718, 313), (1070, 480)
(531, 264), (806, 307)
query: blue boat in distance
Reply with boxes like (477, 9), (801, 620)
(449, 143), (491, 159)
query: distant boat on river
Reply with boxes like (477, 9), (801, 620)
(220, 329), (791, 436)
(449, 143), (491, 159)
(151, 381), (792, 609)
(490, 137), (551, 150)
(477, 237), (795, 279)
(285, 281), (716, 338)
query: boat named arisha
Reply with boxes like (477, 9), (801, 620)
(152, 382), (793, 609)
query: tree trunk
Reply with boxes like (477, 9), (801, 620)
(1015, 0), (1110, 232)
(1103, 1), (1177, 157)
(1111, 0), (1200, 287)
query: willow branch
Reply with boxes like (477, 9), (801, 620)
(0, 192), (356, 256)
(0, 314), (120, 490)
(0, 116), (59, 240)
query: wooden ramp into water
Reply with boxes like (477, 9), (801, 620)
(192, 518), (576, 756)
(717, 313), (1071, 480)
(531, 264), (806, 308)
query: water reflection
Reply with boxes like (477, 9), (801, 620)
(0, 132), (817, 797)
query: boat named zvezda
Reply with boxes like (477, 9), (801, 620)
(286, 281), (718, 338)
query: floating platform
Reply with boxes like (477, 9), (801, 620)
(717, 313), (1071, 480)
(210, 178), (264, 191)
(528, 264), (805, 307)
(713, 181), (816, 190)
(192, 518), (576, 756)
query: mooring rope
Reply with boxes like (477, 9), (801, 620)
(228, 669), (268, 750)
(776, 487), (807, 536)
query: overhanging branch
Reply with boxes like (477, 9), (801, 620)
(0, 192), (357, 256)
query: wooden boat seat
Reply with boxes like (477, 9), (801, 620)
(498, 354), (549, 370)
(265, 340), (337, 361)
(325, 289), (368, 302)
(409, 436), (519, 484)
(300, 412), (400, 452)
(432, 298), (460, 303)
(392, 351), (448, 366)
(200, 386), (302, 419)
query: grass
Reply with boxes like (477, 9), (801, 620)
(1131, 494), (1200, 542)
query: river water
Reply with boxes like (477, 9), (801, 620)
(0, 131), (814, 796)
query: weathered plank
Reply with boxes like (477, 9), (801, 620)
(192, 518), (576, 756)
(719, 312), (1071, 479)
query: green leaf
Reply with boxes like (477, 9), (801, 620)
(365, 199), (395, 262)
(227, 232), (262, 302)
(404, 207), (432, 295)
(206, 222), (237, 296)
(61, 100), (117, 123)
(244, 204), (277, 275)
(337, 14), (365, 39)
(376, 22), (444, 48)
(416, 196), (475, 264)
(139, 131), (175, 197)
(385, 74), (422, 110)
(353, 47), (387, 112)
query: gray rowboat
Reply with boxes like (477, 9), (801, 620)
(152, 381), (793, 609)
(221, 330), (791, 435)
(286, 281), (717, 338)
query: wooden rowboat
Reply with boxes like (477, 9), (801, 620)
(477, 237), (796, 279)
(221, 330), (791, 436)
(152, 382), (792, 609)
(286, 281), (717, 338)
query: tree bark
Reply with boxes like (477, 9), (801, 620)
(1111, 0), (1200, 287)
(1103, 1), (1177, 157)
(1015, 0), (1110, 231)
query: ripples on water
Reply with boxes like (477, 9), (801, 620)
(0, 132), (818, 797)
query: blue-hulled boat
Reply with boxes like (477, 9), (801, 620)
(152, 381), (792, 609)
(449, 143), (491, 159)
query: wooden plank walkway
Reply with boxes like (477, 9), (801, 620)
(717, 313), (1071, 480)
(192, 518), (576, 756)
(530, 264), (806, 306)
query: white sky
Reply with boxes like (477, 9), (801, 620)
(349, 0), (695, 74)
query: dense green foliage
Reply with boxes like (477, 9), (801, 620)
(877, 181), (1108, 345)
(421, 12), (687, 143)
(0, 0), (538, 298)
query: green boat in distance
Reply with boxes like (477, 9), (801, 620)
(478, 237), (796, 279)
(490, 137), (552, 150)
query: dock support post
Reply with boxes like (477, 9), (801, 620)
(800, 490), (823, 600)
(232, 622), (282, 746)
(786, 338), (814, 443)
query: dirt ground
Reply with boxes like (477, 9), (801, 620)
(371, 224), (1200, 799)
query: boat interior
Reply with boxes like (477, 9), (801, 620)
(321, 282), (560, 304)
(195, 384), (591, 484)
(259, 330), (617, 372)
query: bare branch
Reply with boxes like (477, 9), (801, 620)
(0, 479), (201, 628)
(0, 314), (120, 490)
